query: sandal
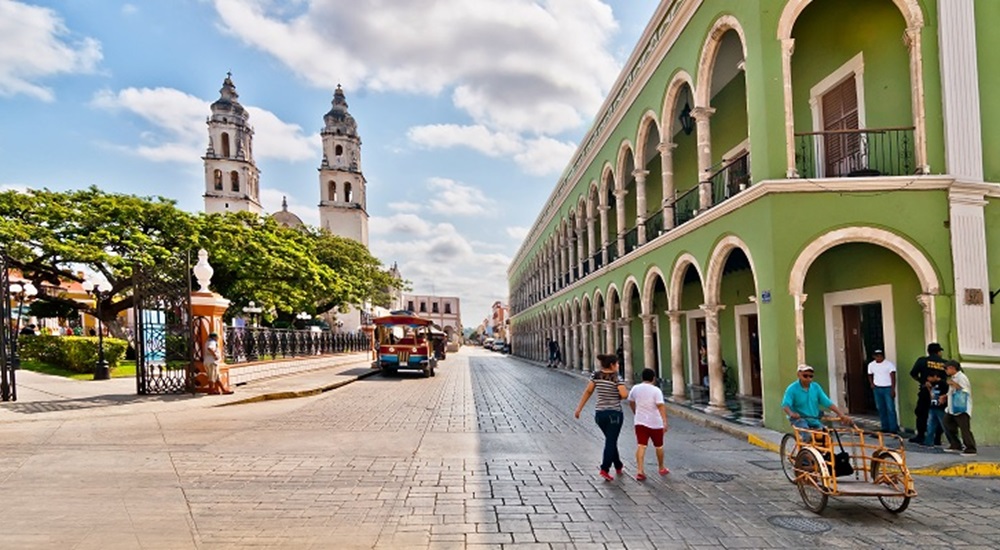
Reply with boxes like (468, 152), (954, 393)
(636, 473), (646, 481)
(659, 468), (670, 476)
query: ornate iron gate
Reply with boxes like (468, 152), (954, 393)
(134, 252), (195, 395)
(0, 255), (14, 402)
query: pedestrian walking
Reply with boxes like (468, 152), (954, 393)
(942, 360), (977, 456)
(867, 349), (898, 433)
(628, 368), (670, 480)
(548, 339), (561, 368)
(203, 332), (230, 395)
(909, 342), (947, 444)
(574, 353), (628, 481)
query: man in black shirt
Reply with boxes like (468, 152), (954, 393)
(909, 342), (947, 444)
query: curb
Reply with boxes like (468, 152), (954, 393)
(217, 368), (380, 407)
(910, 462), (1000, 477)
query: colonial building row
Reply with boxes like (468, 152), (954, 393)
(507, 0), (1000, 444)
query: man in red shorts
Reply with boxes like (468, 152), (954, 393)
(627, 368), (670, 480)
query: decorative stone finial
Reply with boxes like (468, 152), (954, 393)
(282, 195), (288, 211)
(193, 249), (214, 292)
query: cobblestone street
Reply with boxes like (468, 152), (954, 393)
(1, 348), (998, 549)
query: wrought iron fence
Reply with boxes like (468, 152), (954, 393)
(645, 209), (665, 240)
(673, 186), (700, 227)
(592, 251), (603, 271)
(224, 327), (369, 364)
(606, 242), (619, 264)
(709, 152), (751, 205)
(623, 226), (639, 254)
(795, 126), (914, 178)
(1, 255), (14, 402)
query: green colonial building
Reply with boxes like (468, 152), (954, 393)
(507, 0), (1000, 444)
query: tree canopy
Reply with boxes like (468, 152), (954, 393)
(0, 187), (404, 330)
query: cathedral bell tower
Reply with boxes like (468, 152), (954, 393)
(203, 73), (262, 214)
(318, 85), (368, 246)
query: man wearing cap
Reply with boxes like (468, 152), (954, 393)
(909, 343), (947, 444)
(867, 349), (898, 433)
(782, 365), (849, 429)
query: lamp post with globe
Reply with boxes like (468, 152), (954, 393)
(242, 301), (262, 327)
(9, 280), (38, 371)
(81, 277), (113, 380)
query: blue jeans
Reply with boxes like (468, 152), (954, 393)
(873, 386), (898, 433)
(790, 417), (824, 430)
(924, 408), (945, 446)
(595, 410), (623, 472)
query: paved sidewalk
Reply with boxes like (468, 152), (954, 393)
(511, 355), (1000, 477)
(0, 352), (374, 421)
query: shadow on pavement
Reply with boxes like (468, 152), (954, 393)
(0, 392), (200, 414)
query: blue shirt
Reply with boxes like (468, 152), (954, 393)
(781, 380), (833, 423)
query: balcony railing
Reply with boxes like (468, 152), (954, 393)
(624, 226), (639, 254)
(592, 251), (603, 270)
(224, 327), (368, 364)
(645, 209), (665, 240)
(606, 242), (619, 264)
(673, 186), (700, 227)
(709, 152), (750, 205)
(795, 126), (914, 178)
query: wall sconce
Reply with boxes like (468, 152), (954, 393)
(679, 102), (694, 135)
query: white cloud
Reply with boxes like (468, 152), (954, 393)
(259, 187), (320, 227)
(426, 177), (491, 217)
(370, 220), (510, 324)
(388, 201), (421, 213)
(505, 226), (529, 240)
(408, 124), (576, 177)
(0, 0), (102, 101)
(212, 0), (619, 136)
(121, 4), (138, 15)
(91, 86), (319, 164)
(0, 183), (30, 193)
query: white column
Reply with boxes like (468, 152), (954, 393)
(794, 293), (808, 366)
(619, 318), (633, 380)
(780, 38), (798, 178)
(568, 234), (577, 283)
(582, 320), (592, 371)
(693, 106), (716, 211)
(634, 169), (649, 244)
(586, 214), (597, 272)
(668, 311), (686, 401)
(576, 219), (586, 277)
(702, 304), (726, 411)
(658, 142), (677, 230)
(906, 26), (929, 174)
(604, 319), (614, 358)
(641, 313), (656, 374)
(936, 2), (981, 180)
(614, 189), (627, 257)
(950, 187), (998, 355)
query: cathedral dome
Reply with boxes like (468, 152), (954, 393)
(211, 72), (248, 120)
(271, 196), (304, 228)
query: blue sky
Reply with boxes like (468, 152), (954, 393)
(0, 0), (659, 326)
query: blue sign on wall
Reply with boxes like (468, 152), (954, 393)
(761, 291), (771, 304)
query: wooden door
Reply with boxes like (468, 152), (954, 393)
(822, 75), (860, 176)
(842, 305), (876, 414)
(748, 314), (762, 397)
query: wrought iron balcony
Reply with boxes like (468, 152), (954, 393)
(645, 209), (665, 240)
(795, 126), (914, 179)
(673, 186), (699, 227)
(709, 152), (750, 205)
(624, 226), (639, 254)
(606, 242), (619, 264)
(592, 251), (604, 270)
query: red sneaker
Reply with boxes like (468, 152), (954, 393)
(658, 468), (670, 476)
(616, 467), (624, 476)
(599, 470), (614, 481)
(636, 473), (647, 481)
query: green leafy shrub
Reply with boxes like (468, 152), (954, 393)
(19, 335), (128, 374)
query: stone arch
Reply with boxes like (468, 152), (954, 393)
(605, 283), (621, 321)
(615, 140), (635, 190)
(788, 226), (940, 296)
(705, 235), (760, 305)
(669, 253), (706, 310)
(695, 15), (749, 108)
(621, 276), (643, 318)
(599, 163), (616, 198)
(635, 110), (661, 165)
(776, 0), (923, 40)
(642, 266), (669, 315)
(661, 70), (697, 138)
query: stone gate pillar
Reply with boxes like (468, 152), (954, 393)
(191, 249), (232, 394)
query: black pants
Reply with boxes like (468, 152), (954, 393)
(913, 387), (930, 438)
(595, 410), (624, 472)
(942, 413), (977, 452)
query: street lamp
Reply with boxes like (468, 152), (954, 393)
(9, 280), (38, 371)
(81, 277), (113, 380)
(242, 300), (262, 327)
(295, 311), (311, 329)
(335, 319), (344, 333)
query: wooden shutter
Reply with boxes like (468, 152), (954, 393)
(822, 75), (860, 176)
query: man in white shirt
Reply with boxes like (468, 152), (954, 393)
(867, 349), (898, 433)
(627, 368), (669, 480)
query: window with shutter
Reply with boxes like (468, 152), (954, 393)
(822, 75), (860, 176)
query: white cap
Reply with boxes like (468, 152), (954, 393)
(797, 364), (814, 372)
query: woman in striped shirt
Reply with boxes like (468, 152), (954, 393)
(574, 353), (629, 481)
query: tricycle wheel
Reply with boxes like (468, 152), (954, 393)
(780, 433), (797, 483)
(872, 452), (911, 513)
(795, 448), (829, 514)
(430, 365), (436, 377)
(423, 367), (431, 378)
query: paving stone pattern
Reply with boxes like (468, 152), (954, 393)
(0, 350), (999, 549)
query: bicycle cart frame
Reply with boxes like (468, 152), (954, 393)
(790, 425), (917, 514)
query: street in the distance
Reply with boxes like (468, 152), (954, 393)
(0, 347), (997, 549)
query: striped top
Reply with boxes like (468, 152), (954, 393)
(592, 370), (624, 411)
